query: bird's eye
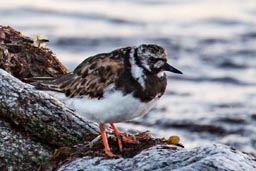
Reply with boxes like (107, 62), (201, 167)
(149, 57), (158, 62)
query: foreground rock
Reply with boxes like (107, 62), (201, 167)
(0, 66), (99, 170)
(58, 144), (256, 171)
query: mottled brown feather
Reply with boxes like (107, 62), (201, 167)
(33, 50), (125, 99)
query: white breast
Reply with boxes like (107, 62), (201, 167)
(46, 90), (159, 123)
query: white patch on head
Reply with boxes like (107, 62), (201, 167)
(154, 60), (164, 69)
(46, 88), (159, 123)
(129, 48), (146, 89)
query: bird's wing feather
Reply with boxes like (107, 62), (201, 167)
(33, 53), (124, 98)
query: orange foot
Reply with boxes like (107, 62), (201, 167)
(110, 123), (139, 152)
(105, 149), (119, 158)
(121, 132), (138, 144)
(100, 123), (119, 158)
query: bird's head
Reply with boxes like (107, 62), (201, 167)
(135, 44), (182, 75)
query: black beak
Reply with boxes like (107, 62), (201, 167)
(162, 63), (182, 74)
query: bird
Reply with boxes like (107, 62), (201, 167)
(31, 44), (182, 157)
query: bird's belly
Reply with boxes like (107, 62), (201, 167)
(48, 90), (158, 123)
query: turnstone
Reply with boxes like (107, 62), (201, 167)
(32, 44), (182, 157)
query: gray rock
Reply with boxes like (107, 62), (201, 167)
(58, 144), (256, 171)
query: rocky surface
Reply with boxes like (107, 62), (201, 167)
(0, 67), (99, 170)
(0, 119), (51, 171)
(58, 144), (256, 171)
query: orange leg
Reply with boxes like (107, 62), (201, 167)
(99, 123), (117, 157)
(110, 123), (123, 151)
(110, 123), (138, 152)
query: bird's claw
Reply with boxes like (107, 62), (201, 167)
(105, 149), (121, 158)
(120, 133), (139, 144)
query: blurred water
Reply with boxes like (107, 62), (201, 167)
(1, 0), (256, 155)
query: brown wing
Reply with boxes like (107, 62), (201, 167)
(34, 52), (124, 99)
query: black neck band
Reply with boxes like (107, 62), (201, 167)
(134, 48), (142, 67)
